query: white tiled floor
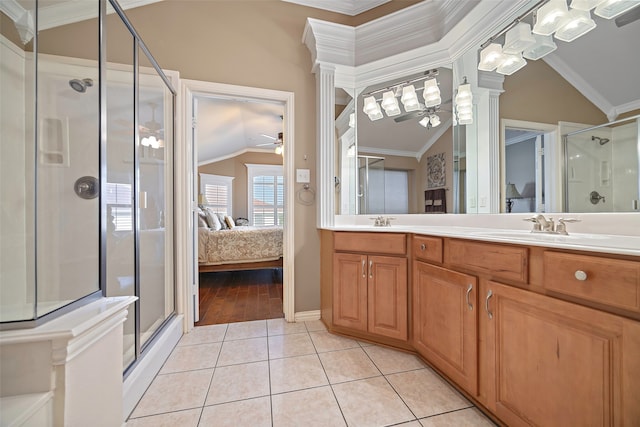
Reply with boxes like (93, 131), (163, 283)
(127, 319), (496, 427)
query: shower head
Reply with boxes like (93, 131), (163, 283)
(69, 78), (93, 93)
(592, 135), (610, 145)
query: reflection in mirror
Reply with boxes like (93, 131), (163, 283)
(335, 87), (356, 215)
(352, 67), (455, 214)
(490, 1), (640, 213)
(564, 115), (639, 212)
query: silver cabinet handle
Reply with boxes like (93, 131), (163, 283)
(362, 259), (366, 278)
(466, 284), (473, 311)
(574, 270), (588, 281)
(420, 243), (426, 251)
(485, 290), (493, 319)
(369, 260), (373, 279)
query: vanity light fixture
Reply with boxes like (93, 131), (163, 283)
(380, 90), (401, 116)
(400, 85), (421, 112)
(363, 96), (383, 121)
(454, 78), (473, 125)
(478, 43), (504, 71)
(497, 53), (527, 75)
(523, 33), (557, 60)
(348, 113), (355, 128)
(503, 22), (537, 54)
(555, 8), (597, 41)
(594, 0), (640, 19)
(533, 0), (570, 35)
(570, 0), (606, 10)
(422, 79), (441, 108)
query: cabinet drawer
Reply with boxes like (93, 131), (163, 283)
(447, 240), (528, 284)
(413, 235), (443, 263)
(544, 251), (640, 313)
(334, 232), (406, 255)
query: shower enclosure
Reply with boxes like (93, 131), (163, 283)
(0, 0), (176, 372)
(564, 115), (640, 212)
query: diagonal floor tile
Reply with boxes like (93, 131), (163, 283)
(131, 369), (213, 418)
(420, 407), (497, 426)
(309, 331), (359, 353)
(363, 345), (426, 375)
(199, 396), (271, 427)
(178, 324), (227, 346)
(318, 347), (381, 384)
(205, 361), (270, 405)
(387, 368), (471, 418)
(332, 376), (415, 426)
(160, 343), (222, 374)
(267, 318), (308, 336)
(270, 354), (328, 394)
(271, 386), (346, 427)
(224, 320), (267, 341)
(125, 408), (201, 427)
(217, 337), (268, 366)
(268, 332), (316, 359)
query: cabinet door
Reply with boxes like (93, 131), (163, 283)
(480, 280), (640, 427)
(333, 253), (368, 331)
(413, 261), (478, 395)
(368, 255), (408, 340)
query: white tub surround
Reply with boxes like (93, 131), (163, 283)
(0, 296), (136, 427)
(330, 213), (640, 256)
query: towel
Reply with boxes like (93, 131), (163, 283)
(425, 189), (446, 213)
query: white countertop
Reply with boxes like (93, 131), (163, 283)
(327, 213), (640, 257)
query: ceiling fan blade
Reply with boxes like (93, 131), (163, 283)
(260, 134), (277, 140)
(394, 110), (425, 123)
(616, 6), (640, 27)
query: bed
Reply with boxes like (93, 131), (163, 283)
(198, 225), (283, 272)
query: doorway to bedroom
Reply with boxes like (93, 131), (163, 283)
(183, 80), (295, 328)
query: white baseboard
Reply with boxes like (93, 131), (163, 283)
(294, 310), (321, 322)
(122, 314), (183, 421)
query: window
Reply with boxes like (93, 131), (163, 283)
(246, 164), (284, 226)
(200, 174), (234, 215)
(105, 182), (132, 231)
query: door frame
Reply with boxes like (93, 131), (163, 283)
(178, 79), (295, 332)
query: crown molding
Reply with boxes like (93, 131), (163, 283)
(358, 146), (418, 158)
(283, 0), (390, 16)
(198, 147), (275, 166)
(613, 99), (640, 118)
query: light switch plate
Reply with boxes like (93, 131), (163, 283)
(296, 169), (310, 183)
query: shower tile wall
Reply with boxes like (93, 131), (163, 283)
(612, 122), (639, 212)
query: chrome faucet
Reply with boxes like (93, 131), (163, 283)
(370, 216), (395, 227)
(523, 214), (580, 235)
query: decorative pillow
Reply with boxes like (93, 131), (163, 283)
(224, 215), (236, 229)
(197, 215), (208, 228)
(204, 208), (222, 231)
(216, 213), (228, 230)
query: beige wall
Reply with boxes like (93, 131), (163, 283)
(36, 1), (365, 313)
(500, 59), (607, 125)
(198, 151), (283, 219)
(419, 127), (453, 213)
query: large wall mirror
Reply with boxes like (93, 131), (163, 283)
(492, 1), (640, 213)
(335, 67), (462, 215)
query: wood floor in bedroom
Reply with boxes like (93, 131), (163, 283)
(196, 269), (284, 326)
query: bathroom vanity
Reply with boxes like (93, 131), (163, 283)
(320, 224), (640, 426)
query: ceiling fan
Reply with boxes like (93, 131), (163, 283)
(256, 131), (283, 147)
(393, 100), (452, 126)
(140, 102), (164, 148)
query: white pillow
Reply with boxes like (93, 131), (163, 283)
(204, 208), (222, 231)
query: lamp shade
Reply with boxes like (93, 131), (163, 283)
(363, 96), (379, 114)
(381, 91), (401, 116)
(523, 34), (557, 60)
(400, 85), (421, 112)
(555, 9), (597, 42)
(503, 22), (537, 54)
(418, 117), (429, 127)
(478, 43), (504, 71)
(429, 114), (441, 127)
(570, 0), (606, 10)
(496, 53), (527, 75)
(505, 183), (522, 199)
(595, 0), (640, 19)
(533, 0), (569, 35)
(348, 112), (355, 128)
(422, 79), (441, 107)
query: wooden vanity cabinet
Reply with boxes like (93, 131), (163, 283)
(332, 232), (408, 341)
(479, 279), (640, 427)
(413, 261), (478, 395)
